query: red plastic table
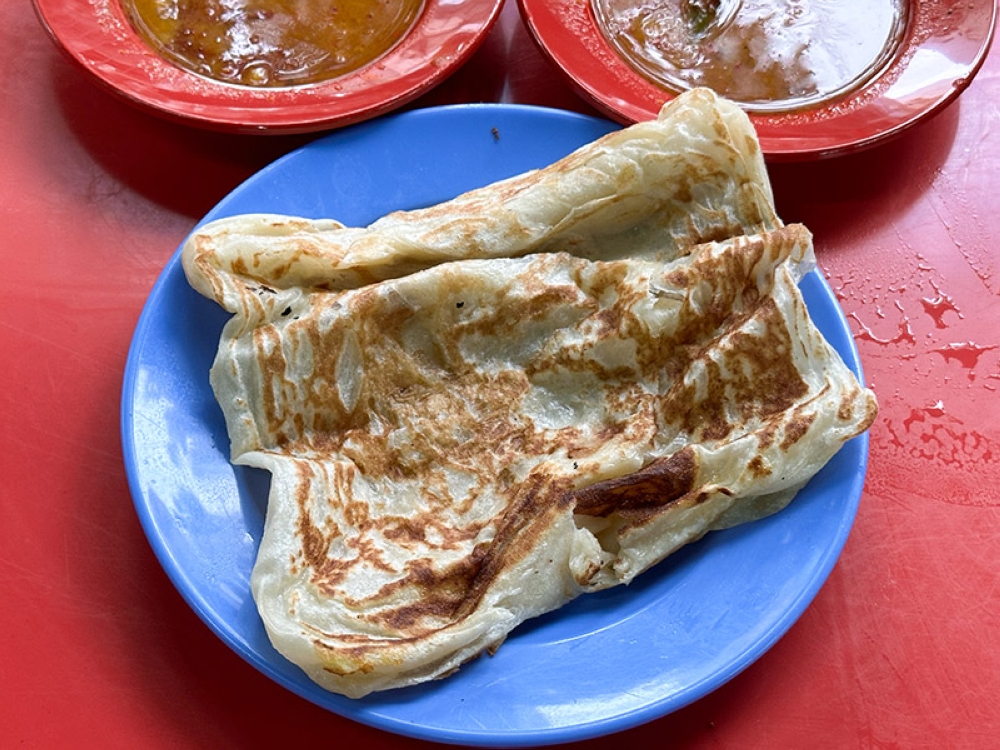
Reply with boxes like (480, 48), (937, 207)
(3, 1), (999, 747)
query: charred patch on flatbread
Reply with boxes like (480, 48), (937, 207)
(572, 447), (699, 517)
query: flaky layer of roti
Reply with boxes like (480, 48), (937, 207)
(182, 89), (877, 698)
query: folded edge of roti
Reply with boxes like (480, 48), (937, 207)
(183, 88), (780, 313)
(181, 89), (877, 698)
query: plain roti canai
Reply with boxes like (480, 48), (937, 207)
(182, 88), (878, 698)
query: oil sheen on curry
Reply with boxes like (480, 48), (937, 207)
(592, 0), (908, 112)
(123, 0), (424, 87)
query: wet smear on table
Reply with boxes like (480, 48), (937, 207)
(919, 282), (964, 329)
(880, 402), (997, 505)
(847, 308), (916, 348)
(823, 256), (1000, 508)
(929, 342), (999, 380)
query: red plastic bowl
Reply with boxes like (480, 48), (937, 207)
(518, 0), (997, 160)
(33, 0), (504, 134)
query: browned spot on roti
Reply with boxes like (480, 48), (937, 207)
(572, 447), (699, 517)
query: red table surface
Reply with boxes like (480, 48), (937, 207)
(3, 1), (999, 747)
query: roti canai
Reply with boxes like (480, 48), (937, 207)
(182, 88), (878, 698)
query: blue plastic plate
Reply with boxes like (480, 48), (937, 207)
(121, 105), (870, 747)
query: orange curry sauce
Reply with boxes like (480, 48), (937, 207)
(124, 0), (424, 87)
